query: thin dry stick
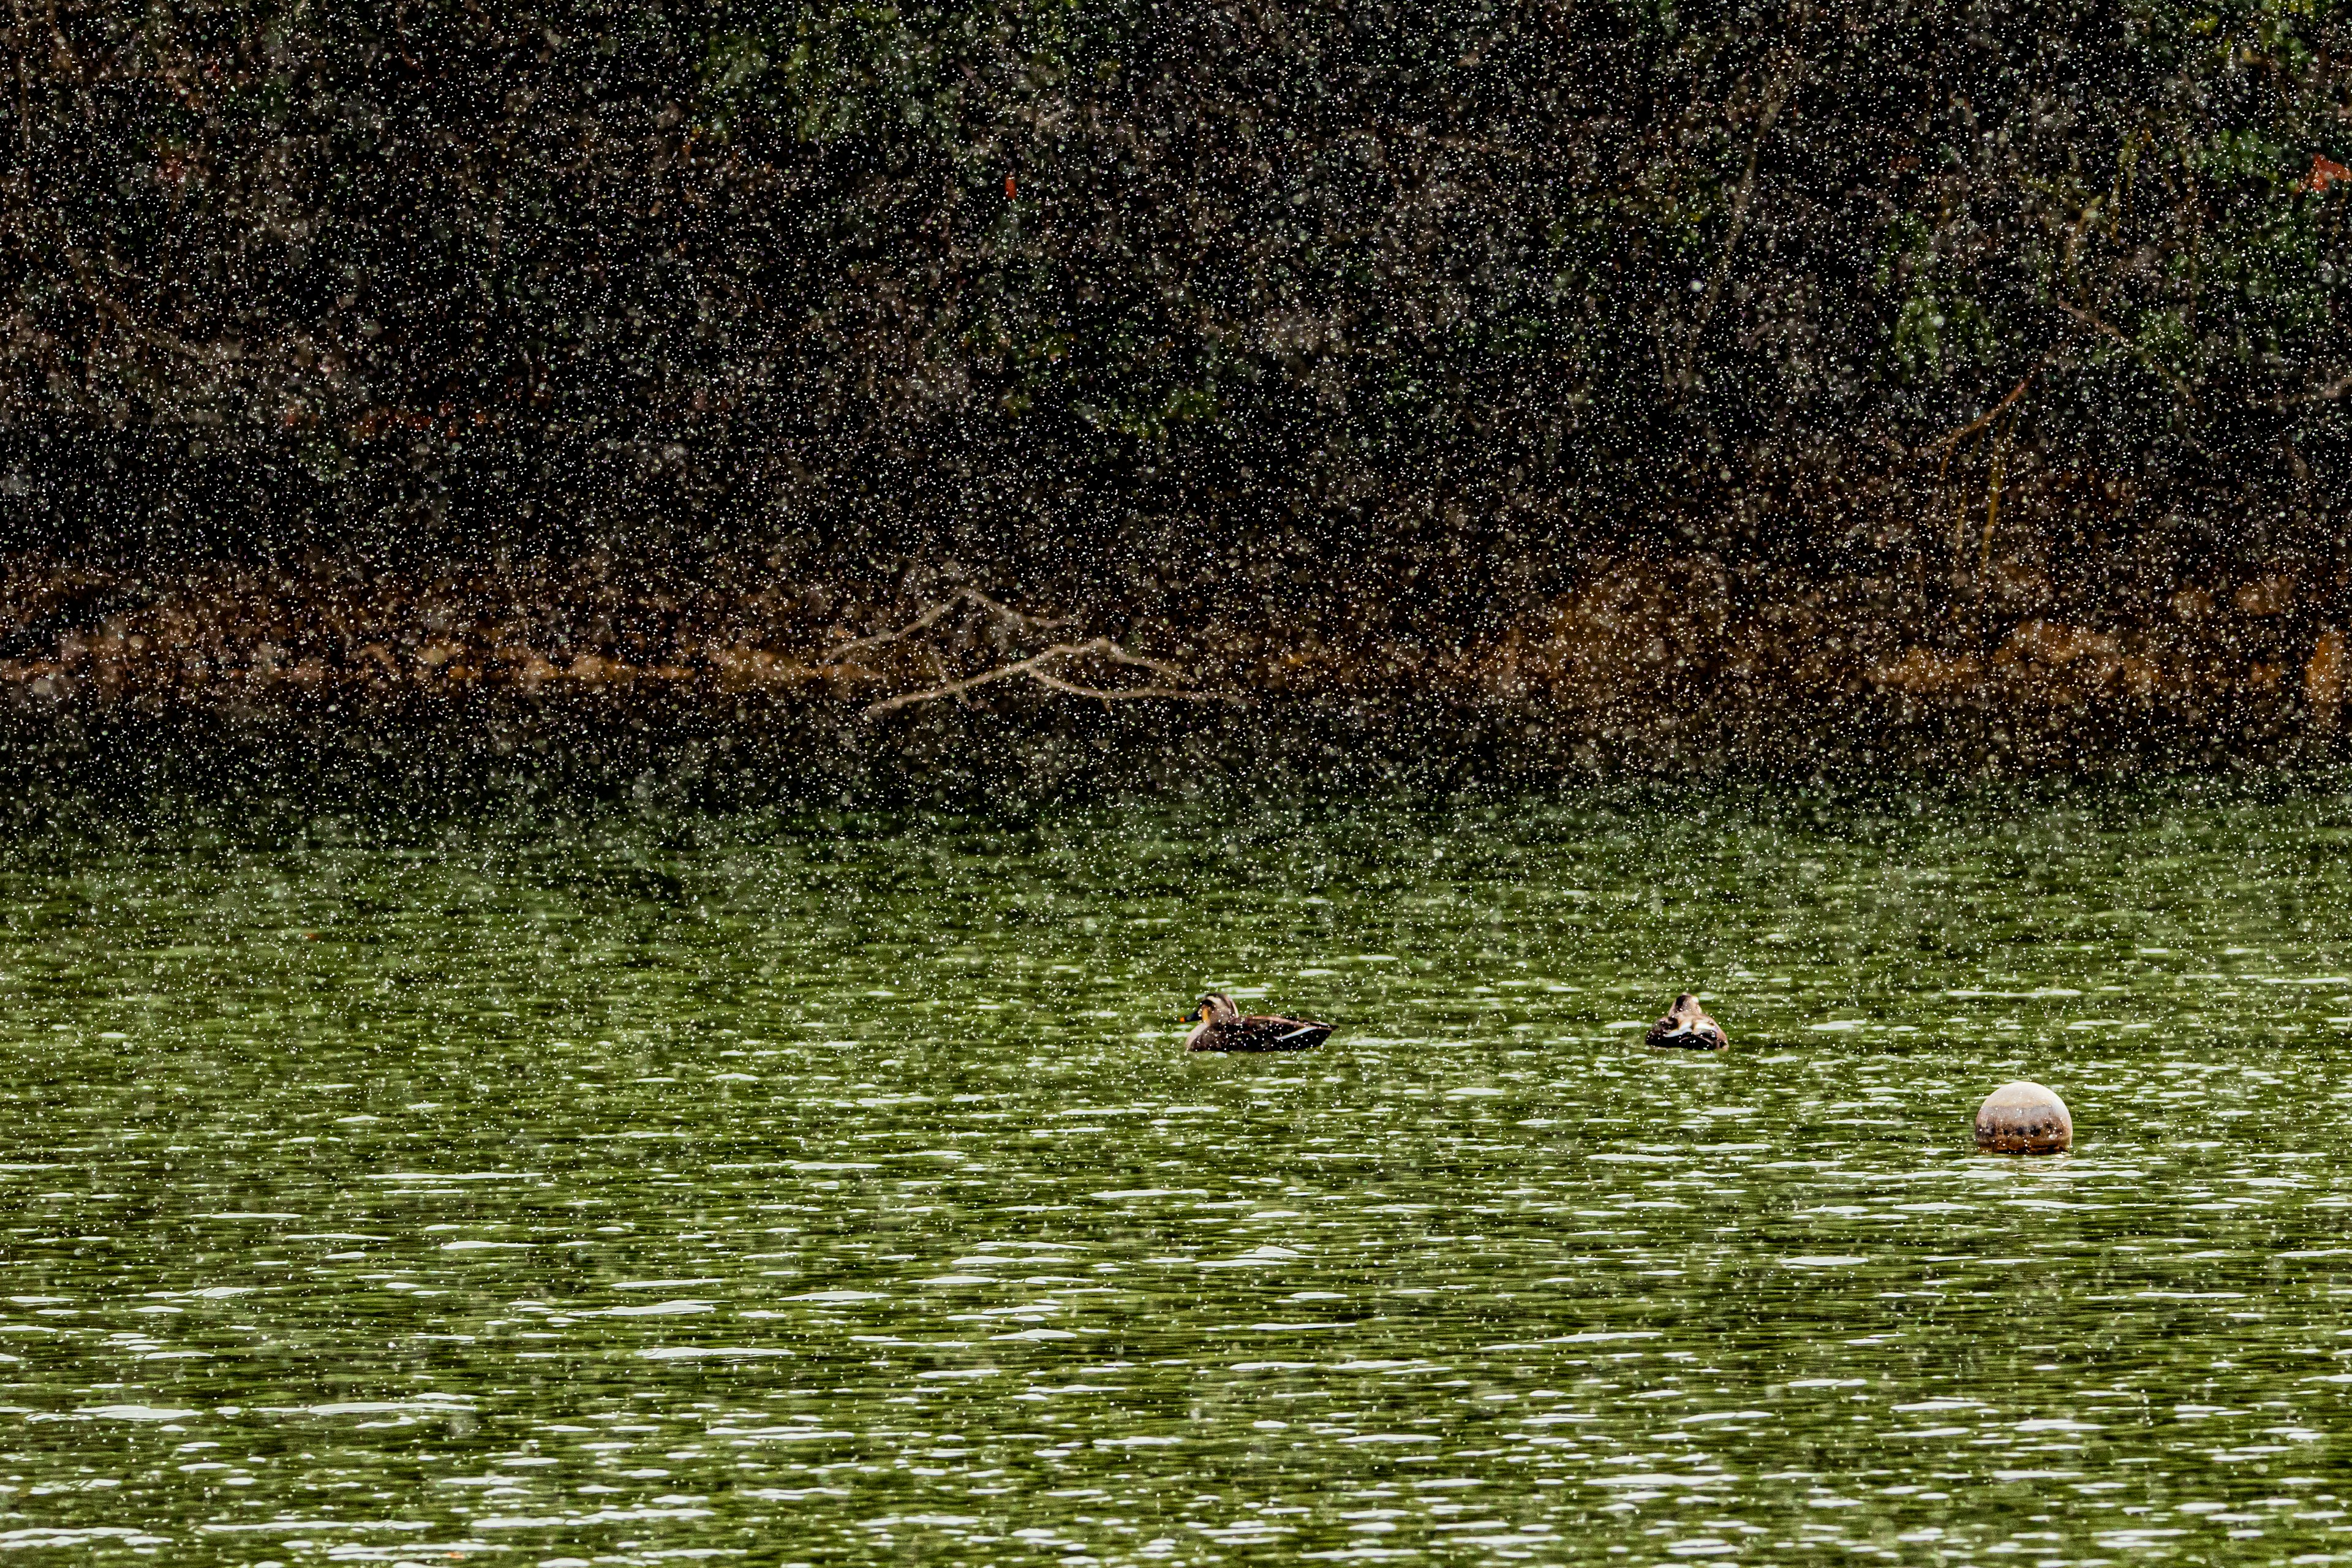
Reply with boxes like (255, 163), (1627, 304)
(2271, 372), (2352, 410)
(862, 638), (1229, 717)
(1978, 406), (2013, 595)
(11, 0), (29, 159)
(1942, 421), (1980, 565)
(826, 588), (1071, 659)
(1926, 360), (2047, 462)
(2051, 297), (2196, 404)
(1676, 58), (1798, 396)
(1931, 359), (2051, 576)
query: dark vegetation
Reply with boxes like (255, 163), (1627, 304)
(4, 0), (2350, 781)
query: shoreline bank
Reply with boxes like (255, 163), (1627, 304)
(3, 554), (2343, 793)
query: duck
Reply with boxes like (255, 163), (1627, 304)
(1645, 992), (1727, 1049)
(1183, 992), (1333, 1052)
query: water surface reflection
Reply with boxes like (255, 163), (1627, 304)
(1, 791), (2348, 1562)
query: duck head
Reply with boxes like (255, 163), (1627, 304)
(1653, 992), (1727, 1047)
(1184, 992), (1243, 1025)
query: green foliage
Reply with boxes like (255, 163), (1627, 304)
(700, 7), (953, 145)
(1, 0), (2346, 588)
(1891, 293), (1998, 380)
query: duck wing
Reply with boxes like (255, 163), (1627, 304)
(1230, 1014), (1333, 1052)
(1189, 1016), (1332, 1052)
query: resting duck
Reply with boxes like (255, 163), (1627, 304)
(1645, 993), (1727, 1050)
(1183, 993), (1333, 1052)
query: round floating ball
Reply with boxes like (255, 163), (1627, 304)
(1974, 1080), (2072, 1154)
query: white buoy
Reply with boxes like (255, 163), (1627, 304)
(1974, 1080), (2072, 1154)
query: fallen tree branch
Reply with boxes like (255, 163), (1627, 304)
(861, 636), (1231, 717)
(827, 588), (1071, 658)
(2271, 372), (2352, 410)
(1921, 349), (2064, 461)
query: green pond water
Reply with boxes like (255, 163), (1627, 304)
(3, 786), (2352, 1565)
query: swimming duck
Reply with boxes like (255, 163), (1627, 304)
(1183, 992), (1333, 1052)
(1645, 993), (1727, 1050)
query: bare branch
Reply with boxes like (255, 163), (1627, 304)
(823, 592), (1219, 716)
(1928, 373), (2036, 460)
(1025, 673), (1224, 703)
(1675, 55), (1800, 396)
(827, 587), (1072, 658)
(1920, 347), (2066, 462)
(2271, 372), (2352, 410)
(861, 637), (1230, 717)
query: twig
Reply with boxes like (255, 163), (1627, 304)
(861, 637), (1229, 717)
(2271, 372), (2352, 410)
(1674, 57), (1799, 396)
(1977, 405), (2013, 597)
(1923, 353), (2057, 461)
(827, 587), (1071, 658)
(2051, 297), (2197, 404)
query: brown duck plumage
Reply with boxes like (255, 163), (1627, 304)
(1183, 992), (1333, 1052)
(1645, 992), (1727, 1050)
